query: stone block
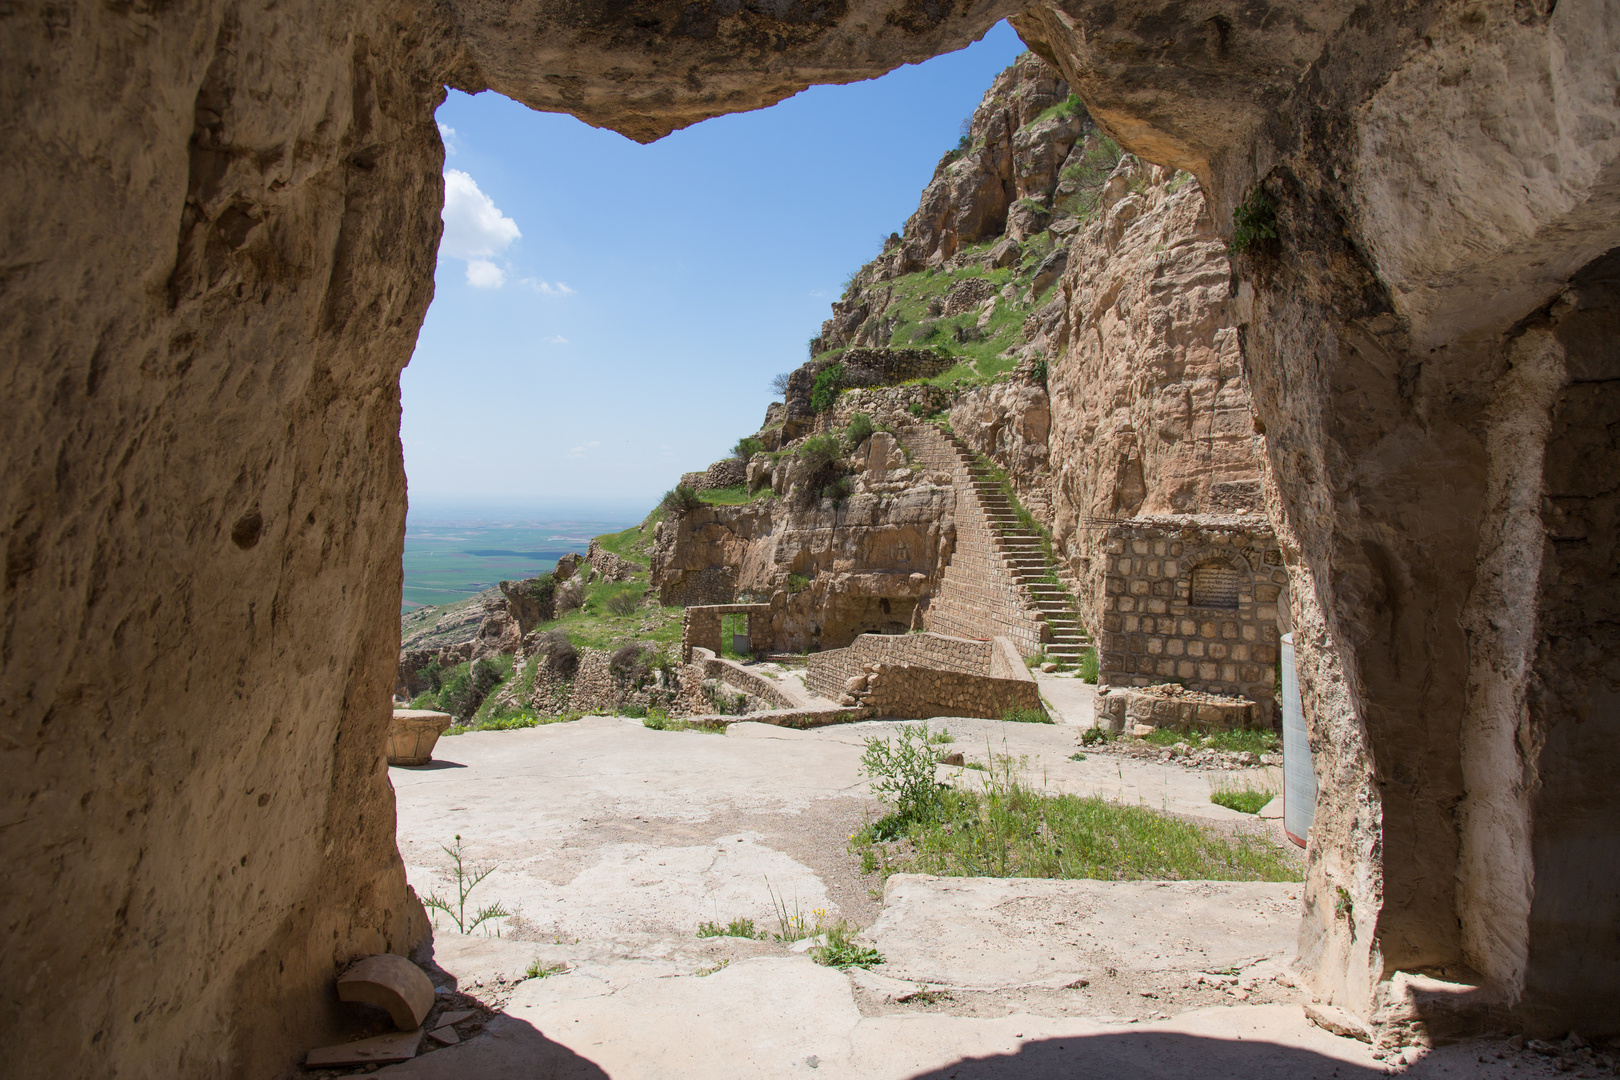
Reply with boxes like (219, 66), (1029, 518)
(305, 1030), (422, 1068)
(1166, 639), (1185, 656)
(386, 710), (453, 767)
(337, 955), (435, 1030)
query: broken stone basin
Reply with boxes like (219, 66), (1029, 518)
(388, 710), (454, 766)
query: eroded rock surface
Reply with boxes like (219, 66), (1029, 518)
(6, 0), (1619, 1075)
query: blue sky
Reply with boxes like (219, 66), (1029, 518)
(403, 20), (1027, 506)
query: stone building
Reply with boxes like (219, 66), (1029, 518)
(1095, 516), (1284, 724)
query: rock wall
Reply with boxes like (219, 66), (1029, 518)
(7, 0), (1619, 1073)
(652, 433), (957, 651)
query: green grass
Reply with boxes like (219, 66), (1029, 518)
(643, 711), (727, 733)
(697, 917), (763, 939)
(1077, 647), (1099, 684)
(523, 960), (568, 980)
(1211, 787), (1277, 815)
(1000, 705), (1053, 724)
(592, 522), (655, 567)
(1137, 727), (1280, 754)
(698, 484), (775, 506)
(853, 758), (1299, 883)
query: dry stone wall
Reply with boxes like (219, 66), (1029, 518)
(807, 632), (1039, 719)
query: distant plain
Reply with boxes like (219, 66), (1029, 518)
(402, 497), (644, 610)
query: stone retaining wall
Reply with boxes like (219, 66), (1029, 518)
(806, 631), (1041, 720)
(679, 458), (747, 492)
(1097, 683), (1257, 733)
(806, 630), (992, 698)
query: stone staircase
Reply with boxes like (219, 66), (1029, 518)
(901, 423), (1091, 664)
(950, 432), (1091, 666)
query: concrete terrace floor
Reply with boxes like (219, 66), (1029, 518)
(374, 714), (1573, 1080)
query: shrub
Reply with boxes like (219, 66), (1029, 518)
(796, 432), (841, 473)
(606, 588), (643, 616)
(810, 363), (845, 413)
(525, 572), (556, 610)
(822, 475), (854, 504)
(661, 484), (703, 512)
(535, 630), (578, 678)
(1230, 188), (1278, 254)
(733, 436), (763, 461)
(860, 723), (947, 825)
(843, 412), (874, 452)
(438, 660), (504, 722)
(1030, 357), (1048, 384)
(1081, 726), (1111, 745)
(1078, 647), (1099, 684)
(1000, 704), (1053, 725)
(771, 371), (793, 397)
(907, 402), (926, 417)
(609, 643), (651, 685)
(785, 573), (811, 594)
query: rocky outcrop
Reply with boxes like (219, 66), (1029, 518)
(653, 431), (957, 651)
(8, 0), (1619, 1074)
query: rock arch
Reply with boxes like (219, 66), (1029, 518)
(4, 1), (1617, 1074)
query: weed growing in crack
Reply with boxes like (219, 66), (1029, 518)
(423, 835), (513, 935)
(811, 922), (884, 970)
(697, 917), (763, 939)
(523, 960), (567, 980)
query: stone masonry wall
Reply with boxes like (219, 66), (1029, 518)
(905, 425), (1048, 654)
(806, 630), (994, 698)
(681, 604), (772, 662)
(859, 664), (1043, 720)
(1096, 518), (1284, 725)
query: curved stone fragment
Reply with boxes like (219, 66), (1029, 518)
(337, 955), (435, 1031)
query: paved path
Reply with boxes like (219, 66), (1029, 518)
(367, 717), (1535, 1080)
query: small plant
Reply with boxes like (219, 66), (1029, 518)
(1335, 886), (1354, 919)
(811, 922), (884, 970)
(733, 435), (764, 461)
(785, 572), (811, 594)
(697, 917), (762, 939)
(1030, 357), (1048, 384)
(661, 484), (703, 512)
(766, 880), (813, 942)
(1230, 188), (1278, 254)
(1080, 726), (1111, 746)
(605, 589), (643, 616)
(1210, 774), (1279, 815)
(695, 959), (731, 977)
(844, 412), (875, 451)
(907, 402), (926, 417)
(796, 432), (841, 473)
(1077, 647), (1099, 684)
(860, 723), (947, 825)
(423, 835), (513, 935)
(1000, 704), (1053, 725)
(1069, 751), (1087, 762)
(523, 959), (567, 980)
(810, 363), (845, 413)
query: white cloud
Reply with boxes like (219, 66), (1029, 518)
(544, 335), (569, 345)
(465, 259), (506, 288)
(441, 169), (520, 261)
(437, 122), (458, 154)
(566, 440), (601, 460)
(521, 278), (576, 296)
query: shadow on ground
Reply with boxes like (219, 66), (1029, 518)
(909, 1032), (1384, 1080)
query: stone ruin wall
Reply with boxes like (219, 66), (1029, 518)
(1096, 519), (1285, 726)
(8, 1), (1619, 1074)
(806, 632), (1040, 720)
